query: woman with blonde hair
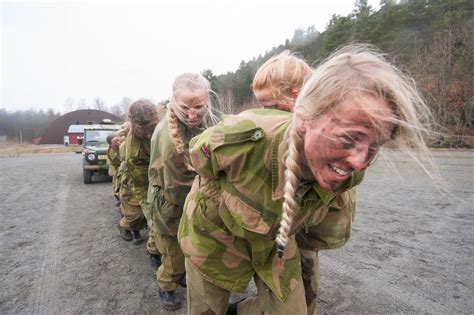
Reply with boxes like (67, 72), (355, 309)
(147, 72), (218, 310)
(253, 50), (311, 112)
(253, 50), (355, 314)
(178, 44), (435, 314)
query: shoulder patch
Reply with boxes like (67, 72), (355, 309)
(200, 144), (211, 159)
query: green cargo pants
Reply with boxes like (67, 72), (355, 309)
(141, 204), (160, 255)
(155, 234), (185, 291)
(119, 186), (146, 231)
(300, 249), (320, 315)
(185, 258), (307, 315)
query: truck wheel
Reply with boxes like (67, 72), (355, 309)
(83, 170), (93, 184)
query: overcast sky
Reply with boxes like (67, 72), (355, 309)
(2, 0), (380, 113)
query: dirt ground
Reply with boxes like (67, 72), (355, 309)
(0, 150), (472, 314)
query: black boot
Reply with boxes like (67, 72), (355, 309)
(179, 275), (187, 288)
(159, 289), (181, 310)
(226, 299), (244, 315)
(118, 224), (132, 241)
(149, 254), (161, 272)
(131, 230), (144, 245)
(114, 195), (121, 207)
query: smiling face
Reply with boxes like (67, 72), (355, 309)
(176, 89), (208, 128)
(298, 93), (395, 191)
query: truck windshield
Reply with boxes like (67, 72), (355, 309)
(84, 130), (115, 146)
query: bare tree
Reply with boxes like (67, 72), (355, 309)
(411, 17), (473, 147)
(117, 97), (132, 115)
(109, 104), (123, 117)
(93, 97), (107, 112)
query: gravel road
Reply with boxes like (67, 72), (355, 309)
(0, 150), (472, 314)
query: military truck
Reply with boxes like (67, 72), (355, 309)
(82, 120), (121, 184)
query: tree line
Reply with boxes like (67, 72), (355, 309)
(205, 0), (473, 147)
(1, 0), (472, 146)
(0, 97), (134, 143)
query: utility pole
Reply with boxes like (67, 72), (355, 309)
(20, 129), (23, 144)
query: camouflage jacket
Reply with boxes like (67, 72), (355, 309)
(123, 132), (151, 207)
(107, 147), (121, 177)
(178, 109), (363, 302)
(147, 115), (205, 236)
(115, 128), (128, 194)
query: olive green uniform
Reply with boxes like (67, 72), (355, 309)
(107, 146), (121, 195)
(178, 109), (363, 314)
(148, 115), (205, 291)
(296, 188), (356, 314)
(118, 133), (147, 231)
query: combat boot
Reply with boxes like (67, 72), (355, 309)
(131, 230), (144, 245)
(226, 299), (244, 315)
(118, 224), (132, 241)
(159, 289), (181, 310)
(149, 254), (161, 272)
(179, 275), (187, 288)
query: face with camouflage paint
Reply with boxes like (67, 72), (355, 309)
(175, 89), (208, 128)
(298, 93), (395, 191)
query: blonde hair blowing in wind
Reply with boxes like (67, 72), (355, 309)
(253, 50), (311, 105)
(275, 44), (437, 258)
(167, 72), (218, 154)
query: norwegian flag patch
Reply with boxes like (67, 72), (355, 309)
(200, 144), (211, 159)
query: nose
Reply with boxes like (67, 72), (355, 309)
(188, 110), (197, 119)
(346, 147), (370, 171)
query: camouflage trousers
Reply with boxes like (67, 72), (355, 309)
(141, 204), (160, 256)
(146, 227), (159, 256)
(154, 234), (185, 291)
(119, 187), (146, 231)
(300, 249), (320, 315)
(185, 258), (307, 315)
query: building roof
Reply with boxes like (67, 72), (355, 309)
(40, 109), (123, 144)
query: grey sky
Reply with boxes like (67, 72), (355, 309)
(2, 0), (379, 113)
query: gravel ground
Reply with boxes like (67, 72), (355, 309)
(0, 150), (472, 314)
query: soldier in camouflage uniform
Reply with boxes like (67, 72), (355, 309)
(115, 123), (130, 207)
(178, 45), (434, 314)
(118, 100), (159, 245)
(147, 73), (218, 310)
(252, 51), (357, 314)
(106, 133), (122, 206)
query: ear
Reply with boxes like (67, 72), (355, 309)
(291, 89), (299, 100)
(296, 118), (306, 134)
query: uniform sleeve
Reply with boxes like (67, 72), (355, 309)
(126, 138), (150, 207)
(188, 127), (222, 179)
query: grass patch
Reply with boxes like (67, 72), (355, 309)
(0, 142), (82, 156)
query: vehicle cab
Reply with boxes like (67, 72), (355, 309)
(82, 119), (121, 184)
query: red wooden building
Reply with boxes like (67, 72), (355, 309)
(67, 125), (86, 145)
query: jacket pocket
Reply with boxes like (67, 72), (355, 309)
(151, 186), (181, 219)
(222, 191), (271, 235)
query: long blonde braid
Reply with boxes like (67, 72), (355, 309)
(275, 123), (303, 258)
(167, 107), (185, 154)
